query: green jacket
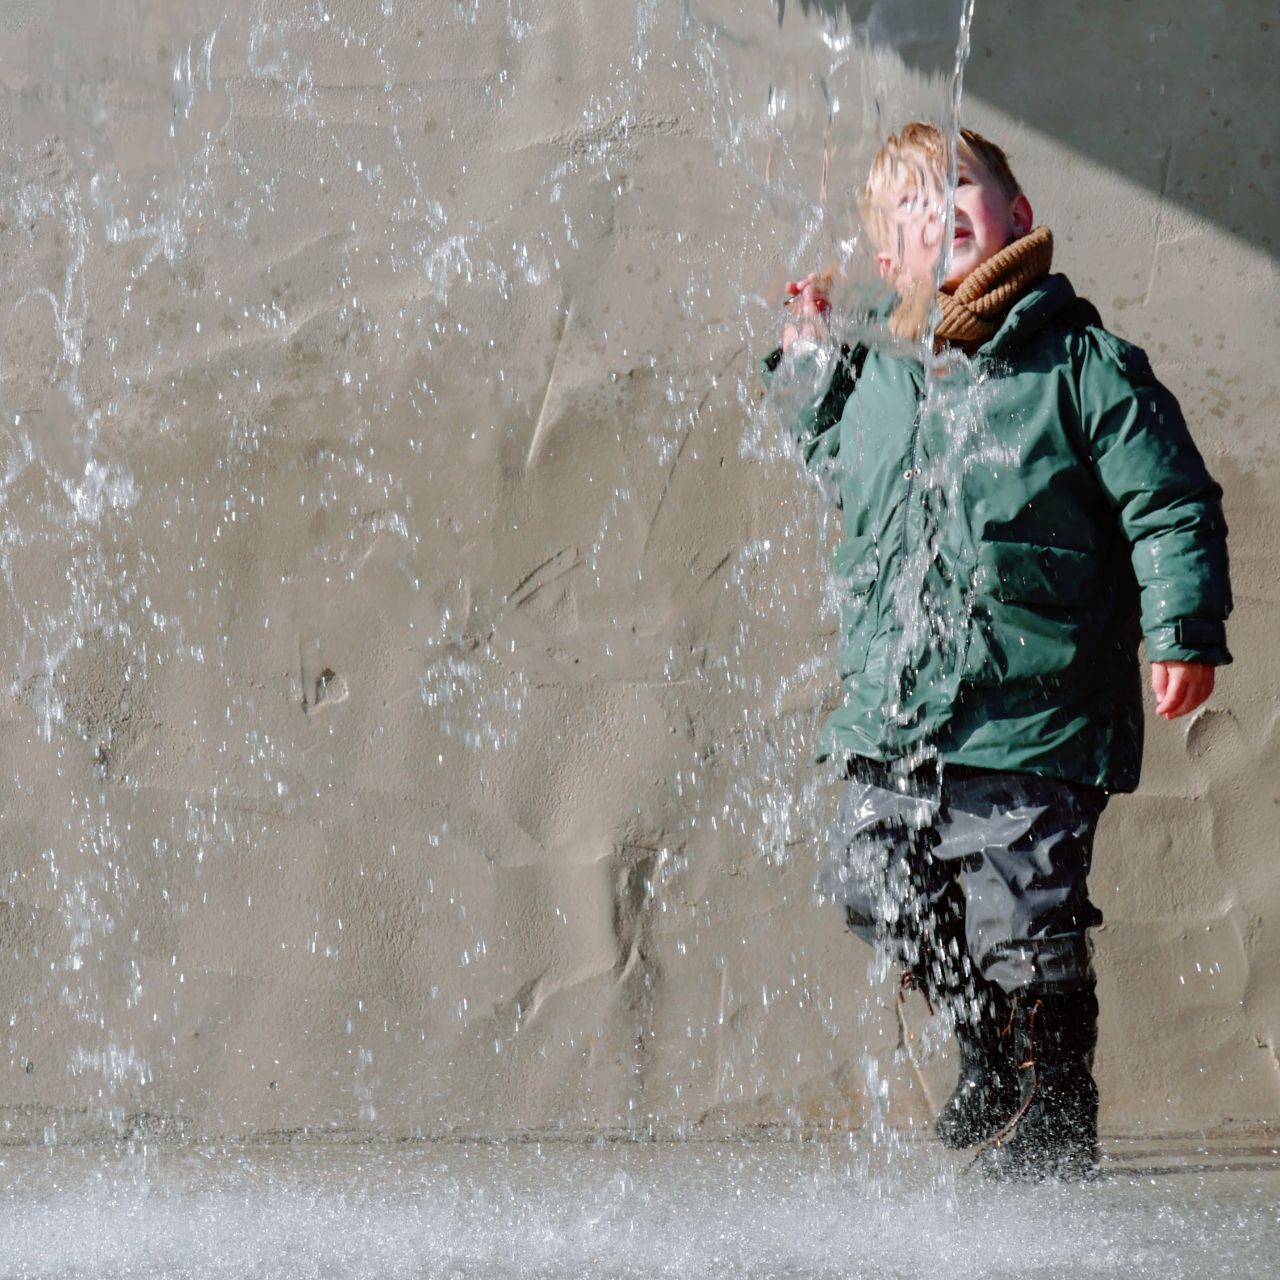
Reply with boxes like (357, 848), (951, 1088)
(764, 274), (1231, 792)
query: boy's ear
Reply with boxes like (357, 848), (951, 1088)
(875, 252), (896, 282)
(1010, 193), (1033, 238)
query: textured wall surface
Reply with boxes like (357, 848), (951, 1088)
(0, 0), (1276, 1143)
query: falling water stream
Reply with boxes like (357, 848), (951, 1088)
(0, 0), (1275, 1275)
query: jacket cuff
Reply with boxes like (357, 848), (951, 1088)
(1146, 619), (1233, 666)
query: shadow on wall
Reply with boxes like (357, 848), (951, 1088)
(782, 0), (1280, 259)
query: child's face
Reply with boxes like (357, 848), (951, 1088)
(874, 151), (1032, 292)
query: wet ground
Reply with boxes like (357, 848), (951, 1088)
(0, 1135), (1275, 1278)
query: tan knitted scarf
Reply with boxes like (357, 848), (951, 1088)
(890, 225), (1054, 347)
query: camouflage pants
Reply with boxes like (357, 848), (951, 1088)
(821, 762), (1108, 996)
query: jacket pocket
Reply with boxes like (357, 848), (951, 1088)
(974, 541), (1097, 608)
(964, 542), (1100, 685)
(832, 535), (880, 593)
(833, 536), (879, 676)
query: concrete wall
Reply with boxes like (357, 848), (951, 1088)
(0, 0), (1275, 1142)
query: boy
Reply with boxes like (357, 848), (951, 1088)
(764, 124), (1231, 1180)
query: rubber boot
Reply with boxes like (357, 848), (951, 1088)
(895, 895), (1020, 1151)
(934, 987), (1020, 1150)
(977, 986), (1101, 1182)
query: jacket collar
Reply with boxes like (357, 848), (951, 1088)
(976, 273), (1079, 358)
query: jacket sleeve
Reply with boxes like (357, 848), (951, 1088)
(760, 341), (860, 473)
(1077, 329), (1233, 665)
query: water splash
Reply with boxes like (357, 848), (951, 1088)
(0, 0), (1003, 1155)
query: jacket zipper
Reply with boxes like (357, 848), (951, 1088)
(896, 371), (927, 576)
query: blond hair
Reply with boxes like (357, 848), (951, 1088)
(859, 122), (1022, 253)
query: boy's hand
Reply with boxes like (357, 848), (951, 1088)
(1151, 660), (1215, 720)
(782, 272), (831, 354)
